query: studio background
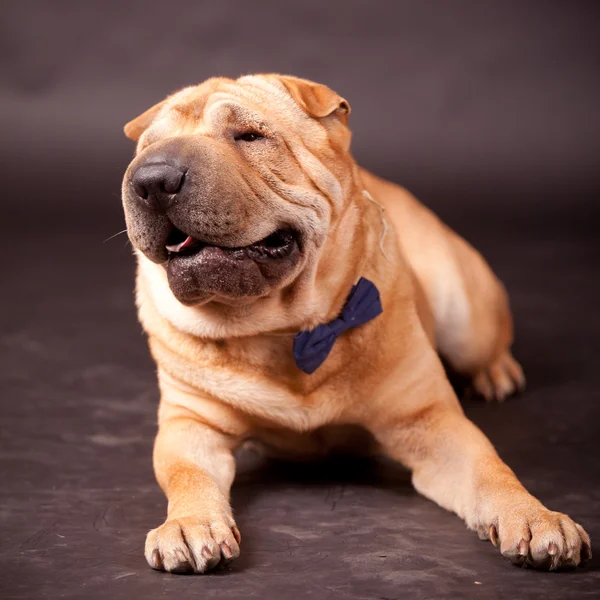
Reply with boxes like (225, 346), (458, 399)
(1, 2), (599, 599)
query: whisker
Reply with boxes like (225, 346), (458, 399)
(103, 229), (128, 243)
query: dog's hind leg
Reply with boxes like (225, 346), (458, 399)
(431, 228), (526, 402)
(361, 170), (525, 401)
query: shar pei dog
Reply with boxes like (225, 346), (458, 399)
(120, 74), (591, 573)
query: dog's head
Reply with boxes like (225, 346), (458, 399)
(122, 74), (356, 307)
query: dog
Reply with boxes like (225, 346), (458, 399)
(121, 74), (591, 573)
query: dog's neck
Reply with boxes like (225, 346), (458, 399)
(298, 180), (385, 325)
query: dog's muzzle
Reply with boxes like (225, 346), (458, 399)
(122, 136), (303, 305)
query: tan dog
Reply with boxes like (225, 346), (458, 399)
(121, 74), (591, 573)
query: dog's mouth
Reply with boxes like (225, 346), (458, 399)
(162, 225), (303, 305)
(165, 227), (299, 262)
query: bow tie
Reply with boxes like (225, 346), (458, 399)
(293, 277), (383, 374)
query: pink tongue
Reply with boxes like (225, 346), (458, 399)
(166, 235), (196, 253)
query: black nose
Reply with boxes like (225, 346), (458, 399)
(131, 163), (186, 211)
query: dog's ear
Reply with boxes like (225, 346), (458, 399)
(275, 75), (350, 124)
(123, 100), (167, 141)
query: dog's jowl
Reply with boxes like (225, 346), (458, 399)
(121, 74), (591, 573)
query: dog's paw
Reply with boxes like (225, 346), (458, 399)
(477, 507), (591, 570)
(145, 513), (241, 573)
(471, 351), (525, 402)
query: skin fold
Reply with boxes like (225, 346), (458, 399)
(121, 74), (591, 574)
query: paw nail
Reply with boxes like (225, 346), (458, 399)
(221, 543), (233, 559)
(518, 540), (529, 556)
(232, 526), (242, 544)
(202, 546), (213, 560)
(548, 542), (558, 556)
(151, 549), (162, 569)
(489, 525), (499, 547)
(566, 547), (574, 559)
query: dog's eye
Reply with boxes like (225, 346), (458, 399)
(235, 131), (265, 142)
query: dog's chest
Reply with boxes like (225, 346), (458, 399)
(152, 334), (341, 431)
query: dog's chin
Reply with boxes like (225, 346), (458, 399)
(161, 228), (303, 306)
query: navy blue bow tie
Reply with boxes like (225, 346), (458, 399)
(293, 277), (383, 374)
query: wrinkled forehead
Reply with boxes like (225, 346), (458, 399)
(149, 76), (307, 138)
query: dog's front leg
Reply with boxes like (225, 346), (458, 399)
(370, 380), (591, 570)
(145, 407), (241, 573)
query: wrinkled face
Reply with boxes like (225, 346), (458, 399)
(121, 75), (353, 306)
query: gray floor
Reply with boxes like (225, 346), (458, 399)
(1, 213), (599, 599)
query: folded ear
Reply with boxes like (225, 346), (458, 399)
(123, 99), (167, 141)
(275, 75), (350, 123)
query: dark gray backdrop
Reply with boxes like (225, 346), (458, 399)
(1, 2), (599, 599)
(2, 0), (599, 226)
